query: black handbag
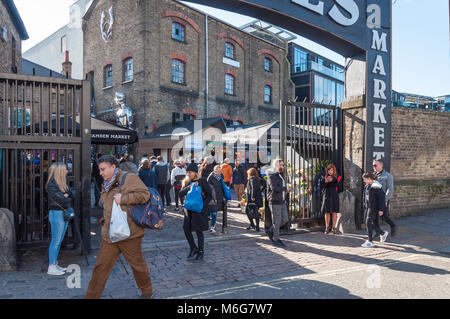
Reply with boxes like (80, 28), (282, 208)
(54, 202), (75, 222)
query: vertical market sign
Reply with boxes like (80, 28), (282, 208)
(186, 0), (392, 170)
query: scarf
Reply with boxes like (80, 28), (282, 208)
(103, 168), (119, 192)
(212, 173), (222, 182)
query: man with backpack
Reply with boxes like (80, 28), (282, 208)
(85, 155), (153, 299)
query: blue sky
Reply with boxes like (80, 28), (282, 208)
(17, 0), (449, 97)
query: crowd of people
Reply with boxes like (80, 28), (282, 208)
(43, 150), (396, 298)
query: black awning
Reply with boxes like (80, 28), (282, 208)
(21, 117), (137, 145)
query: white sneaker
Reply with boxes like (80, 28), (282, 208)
(361, 240), (375, 248)
(210, 227), (216, 234)
(47, 264), (66, 276)
(380, 231), (389, 243)
(56, 263), (67, 272)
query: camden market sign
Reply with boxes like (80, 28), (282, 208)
(186, 0), (392, 171)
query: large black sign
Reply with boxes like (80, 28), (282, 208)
(187, 0), (392, 171)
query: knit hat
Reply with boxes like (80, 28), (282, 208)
(186, 162), (199, 173)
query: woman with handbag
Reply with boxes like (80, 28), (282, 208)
(320, 163), (342, 234)
(46, 162), (73, 275)
(179, 162), (212, 261)
(207, 165), (226, 234)
(245, 168), (264, 232)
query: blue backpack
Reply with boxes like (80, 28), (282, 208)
(184, 182), (204, 213)
(119, 173), (166, 230)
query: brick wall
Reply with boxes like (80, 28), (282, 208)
(0, 1), (22, 74)
(83, 0), (291, 141)
(389, 107), (450, 216)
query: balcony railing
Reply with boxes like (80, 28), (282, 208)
(293, 61), (345, 82)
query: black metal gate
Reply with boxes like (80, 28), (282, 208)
(0, 73), (91, 250)
(281, 101), (342, 224)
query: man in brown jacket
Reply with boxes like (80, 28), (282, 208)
(85, 155), (153, 299)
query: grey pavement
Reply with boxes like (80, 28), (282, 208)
(0, 208), (449, 299)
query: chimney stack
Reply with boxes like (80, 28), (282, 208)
(62, 50), (72, 79)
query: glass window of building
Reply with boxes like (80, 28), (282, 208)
(123, 58), (133, 82)
(314, 74), (337, 106)
(104, 65), (112, 87)
(172, 22), (185, 42)
(225, 42), (235, 59)
(225, 73), (234, 95)
(294, 48), (308, 73)
(264, 85), (272, 103)
(172, 59), (185, 84)
(264, 57), (272, 72)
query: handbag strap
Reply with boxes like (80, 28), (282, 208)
(118, 172), (128, 194)
(54, 201), (66, 212)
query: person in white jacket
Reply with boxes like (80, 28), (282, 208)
(171, 160), (187, 211)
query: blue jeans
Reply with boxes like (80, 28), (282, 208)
(208, 212), (217, 228)
(48, 210), (69, 265)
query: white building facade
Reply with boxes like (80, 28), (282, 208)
(22, 0), (92, 80)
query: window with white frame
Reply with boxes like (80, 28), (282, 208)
(123, 58), (133, 82)
(225, 73), (234, 95)
(225, 42), (235, 59)
(264, 85), (272, 103)
(172, 59), (185, 84)
(104, 65), (112, 87)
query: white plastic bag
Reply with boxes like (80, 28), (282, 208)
(109, 201), (130, 243)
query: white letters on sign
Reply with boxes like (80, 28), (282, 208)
(373, 104), (387, 124)
(328, 0), (360, 26)
(291, 0), (359, 26)
(374, 128), (385, 147)
(372, 55), (386, 76)
(373, 79), (387, 100)
(371, 30), (388, 52)
(291, 0), (324, 15)
(366, 4), (381, 29)
(367, 4), (390, 167)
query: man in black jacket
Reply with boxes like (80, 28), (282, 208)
(266, 158), (290, 247)
(154, 156), (169, 207)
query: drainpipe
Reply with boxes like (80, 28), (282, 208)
(205, 14), (209, 118)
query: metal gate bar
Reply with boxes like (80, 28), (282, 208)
(0, 73), (90, 250)
(282, 101), (342, 225)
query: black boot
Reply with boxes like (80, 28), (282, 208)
(193, 250), (204, 261)
(187, 248), (198, 260)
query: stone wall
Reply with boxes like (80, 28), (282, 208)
(389, 107), (450, 216)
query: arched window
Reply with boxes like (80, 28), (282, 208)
(123, 58), (133, 82)
(104, 64), (112, 87)
(172, 59), (185, 84)
(172, 22), (185, 42)
(225, 42), (235, 59)
(225, 73), (234, 95)
(264, 85), (272, 103)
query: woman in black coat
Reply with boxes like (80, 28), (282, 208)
(179, 163), (212, 261)
(320, 163), (342, 234)
(245, 168), (264, 231)
(206, 165), (225, 234)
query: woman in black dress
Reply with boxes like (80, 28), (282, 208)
(320, 163), (342, 234)
(179, 162), (212, 261)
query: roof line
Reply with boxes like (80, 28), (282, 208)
(2, 0), (29, 40)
